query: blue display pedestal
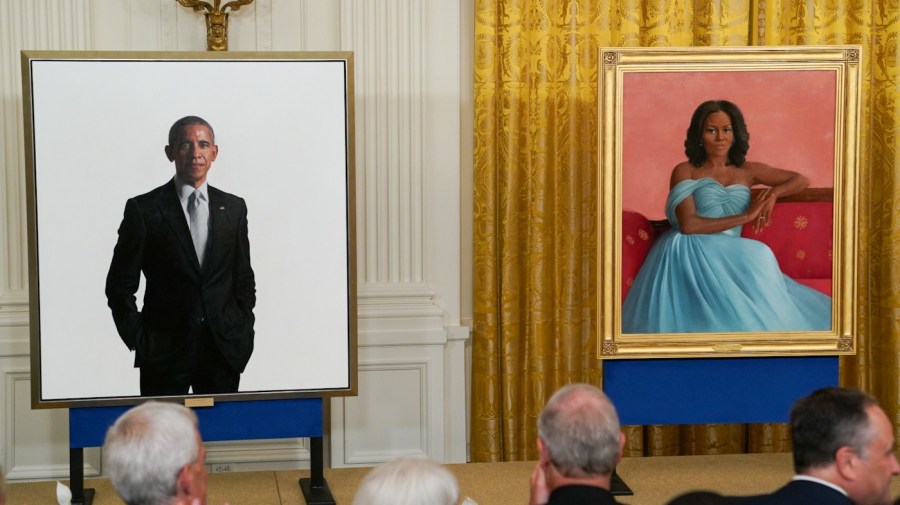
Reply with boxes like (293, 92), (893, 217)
(68, 398), (330, 505)
(603, 356), (839, 425)
(602, 356), (837, 497)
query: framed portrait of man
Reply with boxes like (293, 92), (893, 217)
(597, 46), (861, 359)
(23, 51), (357, 407)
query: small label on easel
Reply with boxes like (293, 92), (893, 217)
(185, 397), (215, 408)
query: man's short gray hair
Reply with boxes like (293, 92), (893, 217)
(352, 456), (459, 505)
(538, 383), (621, 478)
(103, 401), (200, 505)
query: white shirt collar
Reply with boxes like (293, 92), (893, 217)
(792, 475), (848, 496)
(173, 176), (209, 204)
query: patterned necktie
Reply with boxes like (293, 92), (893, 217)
(188, 189), (209, 267)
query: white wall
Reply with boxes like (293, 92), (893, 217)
(0, 0), (470, 478)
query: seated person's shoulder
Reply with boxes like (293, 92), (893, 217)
(666, 491), (732, 505)
(670, 162), (694, 187)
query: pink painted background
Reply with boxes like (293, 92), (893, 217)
(621, 70), (836, 220)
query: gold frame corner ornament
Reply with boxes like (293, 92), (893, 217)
(176, 0), (255, 51)
(838, 334), (854, 352)
(597, 46), (862, 360)
(601, 341), (618, 356)
(603, 51), (619, 66)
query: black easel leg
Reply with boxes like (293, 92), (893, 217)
(610, 467), (634, 496)
(69, 448), (95, 505)
(299, 437), (335, 505)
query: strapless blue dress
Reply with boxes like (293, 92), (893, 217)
(621, 178), (832, 333)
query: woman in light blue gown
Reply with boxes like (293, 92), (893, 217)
(622, 100), (832, 334)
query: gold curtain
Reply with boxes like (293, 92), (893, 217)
(471, 0), (899, 462)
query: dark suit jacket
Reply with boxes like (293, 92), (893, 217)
(666, 491), (729, 505)
(726, 480), (851, 505)
(547, 485), (622, 505)
(106, 179), (256, 373)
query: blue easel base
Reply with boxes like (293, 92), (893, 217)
(604, 356), (838, 425)
(69, 398), (323, 448)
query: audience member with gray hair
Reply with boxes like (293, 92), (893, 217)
(103, 401), (209, 505)
(530, 383), (626, 505)
(351, 456), (459, 505)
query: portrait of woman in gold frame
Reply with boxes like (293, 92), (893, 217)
(598, 46), (860, 359)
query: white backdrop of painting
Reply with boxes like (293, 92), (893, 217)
(26, 54), (355, 403)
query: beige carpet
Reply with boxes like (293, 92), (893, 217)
(7, 453), (900, 505)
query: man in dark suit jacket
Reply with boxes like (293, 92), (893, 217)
(106, 116), (256, 396)
(529, 384), (626, 505)
(670, 388), (899, 505)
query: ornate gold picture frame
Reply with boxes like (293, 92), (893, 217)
(598, 46), (860, 359)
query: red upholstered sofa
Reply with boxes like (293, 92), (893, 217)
(622, 191), (834, 300)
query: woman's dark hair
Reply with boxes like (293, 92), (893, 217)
(684, 100), (750, 167)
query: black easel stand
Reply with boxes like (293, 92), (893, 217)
(299, 436), (336, 505)
(70, 447), (95, 505)
(610, 468), (633, 496)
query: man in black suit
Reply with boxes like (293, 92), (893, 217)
(671, 387), (899, 505)
(106, 115), (256, 396)
(529, 384), (626, 505)
(730, 387), (898, 505)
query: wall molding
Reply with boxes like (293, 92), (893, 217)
(6, 462), (99, 481)
(3, 368), (100, 479)
(0, 301), (28, 329)
(358, 282), (448, 345)
(343, 0), (426, 286)
(159, 0), (177, 50)
(0, 339), (30, 358)
(339, 360), (430, 465)
(205, 438), (309, 464)
(254, 0), (273, 50)
(3, 367), (29, 476)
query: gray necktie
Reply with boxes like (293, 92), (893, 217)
(188, 189), (209, 267)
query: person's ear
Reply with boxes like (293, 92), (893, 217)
(210, 144), (218, 161)
(537, 437), (550, 465)
(833, 446), (859, 480)
(616, 432), (626, 464)
(175, 464), (196, 498)
(165, 145), (175, 162)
